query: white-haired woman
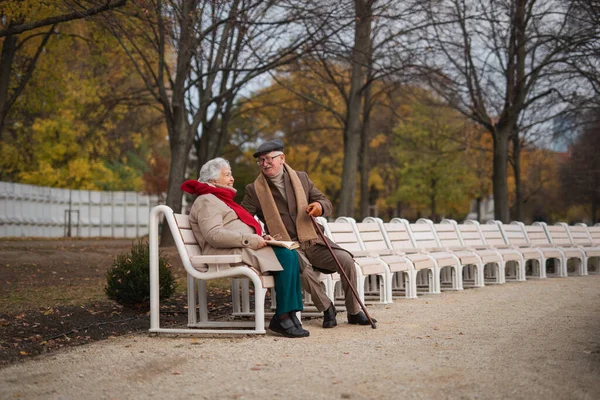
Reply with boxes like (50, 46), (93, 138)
(181, 157), (308, 338)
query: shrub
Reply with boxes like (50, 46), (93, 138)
(105, 240), (177, 309)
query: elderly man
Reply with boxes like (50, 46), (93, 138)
(241, 139), (375, 328)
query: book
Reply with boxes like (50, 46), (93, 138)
(265, 239), (300, 250)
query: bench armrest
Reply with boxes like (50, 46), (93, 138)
(190, 255), (243, 265)
(445, 246), (468, 251)
(367, 249), (396, 256)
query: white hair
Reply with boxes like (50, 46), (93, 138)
(198, 157), (230, 182)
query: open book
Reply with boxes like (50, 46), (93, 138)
(265, 239), (300, 250)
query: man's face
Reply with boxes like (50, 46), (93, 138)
(257, 151), (285, 178)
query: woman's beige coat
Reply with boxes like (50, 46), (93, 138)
(188, 193), (283, 273)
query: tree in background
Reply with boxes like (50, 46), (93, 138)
(392, 96), (478, 221)
(419, 0), (590, 222)
(0, 14), (167, 191)
(235, 67), (347, 202)
(560, 114), (600, 223)
(0, 0), (127, 137)
(0, 0), (127, 37)
(510, 146), (563, 223)
(105, 0), (336, 245)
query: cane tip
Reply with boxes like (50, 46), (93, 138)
(371, 323), (377, 329)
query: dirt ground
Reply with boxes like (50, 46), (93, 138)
(0, 271), (599, 399)
(0, 238), (229, 366)
(1, 238), (600, 399)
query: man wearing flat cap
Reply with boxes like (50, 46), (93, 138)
(242, 139), (375, 328)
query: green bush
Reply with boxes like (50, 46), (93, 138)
(105, 240), (177, 309)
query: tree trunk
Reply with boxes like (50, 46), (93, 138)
(358, 80), (372, 219)
(337, 0), (371, 217)
(512, 131), (524, 222)
(0, 33), (17, 139)
(476, 196), (482, 222)
(159, 117), (194, 246)
(158, 0), (196, 247)
(493, 129), (511, 223)
(430, 178), (437, 222)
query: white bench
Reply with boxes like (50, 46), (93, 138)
(149, 205), (275, 335)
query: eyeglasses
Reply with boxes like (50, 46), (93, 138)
(256, 154), (282, 165)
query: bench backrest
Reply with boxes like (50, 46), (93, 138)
(325, 221), (363, 253)
(501, 223), (530, 247)
(409, 222), (440, 249)
(524, 224), (552, 246)
(174, 213), (207, 269)
(382, 221), (417, 251)
(588, 225), (600, 245)
(544, 224), (573, 246)
(568, 225), (593, 247)
(479, 222), (508, 247)
(457, 223), (488, 248)
(434, 223), (463, 248)
(355, 221), (390, 252)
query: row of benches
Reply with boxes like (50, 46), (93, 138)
(148, 205), (598, 335)
(322, 217), (598, 306)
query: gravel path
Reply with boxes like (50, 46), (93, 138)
(2, 275), (599, 400)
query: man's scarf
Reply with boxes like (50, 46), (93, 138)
(253, 164), (320, 249)
(181, 180), (262, 236)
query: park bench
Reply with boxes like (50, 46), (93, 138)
(317, 217), (391, 305)
(495, 221), (565, 279)
(426, 219), (492, 288)
(149, 205), (275, 335)
(534, 222), (586, 276)
(362, 217), (442, 295)
(353, 218), (417, 300)
(573, 223), (600, 274)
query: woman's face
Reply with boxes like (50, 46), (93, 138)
(215, 167), (234, 187)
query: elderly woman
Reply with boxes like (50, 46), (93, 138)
(180, 157), (308, 338)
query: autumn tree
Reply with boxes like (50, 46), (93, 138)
(235, 68), (347, 201)
(103, 0), (341, 244)
(0, 1), (128, 137)
(419, 0), (588, 222)
(265, 0), (429, 218)
(0, 16), (166, 191)
(392, 96), (478, 221)
(560, 114), (600, 223)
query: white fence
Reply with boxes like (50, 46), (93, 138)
(0, 181), (162, 238)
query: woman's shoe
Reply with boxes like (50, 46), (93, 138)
(288, 312), (310, 336)
(269, 315), (309, 338)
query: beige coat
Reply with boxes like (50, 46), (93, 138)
(188, 193), (283, 273)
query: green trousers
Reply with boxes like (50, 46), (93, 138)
(271, 247), (304, 316)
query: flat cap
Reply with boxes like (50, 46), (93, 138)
(253, 139), (284, 158)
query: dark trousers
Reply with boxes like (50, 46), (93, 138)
(300, 244), (360, 315)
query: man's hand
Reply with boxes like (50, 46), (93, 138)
(306, 202), (323, 217)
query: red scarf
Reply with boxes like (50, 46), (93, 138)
(181, 180), (262, 236)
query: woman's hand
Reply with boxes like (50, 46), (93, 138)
(255, 235), (268, 249)
(262, 234), (274, 241)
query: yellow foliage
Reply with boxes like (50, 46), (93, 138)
(1, 14), (164, 191)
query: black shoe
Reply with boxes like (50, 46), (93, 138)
(288, 312), (310, 337)
(322, 303), (337, 329)
(269, 315), (309, 338)
(347, 311), (377, 325)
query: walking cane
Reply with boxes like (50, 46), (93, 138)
(310, 216), (377, 329)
